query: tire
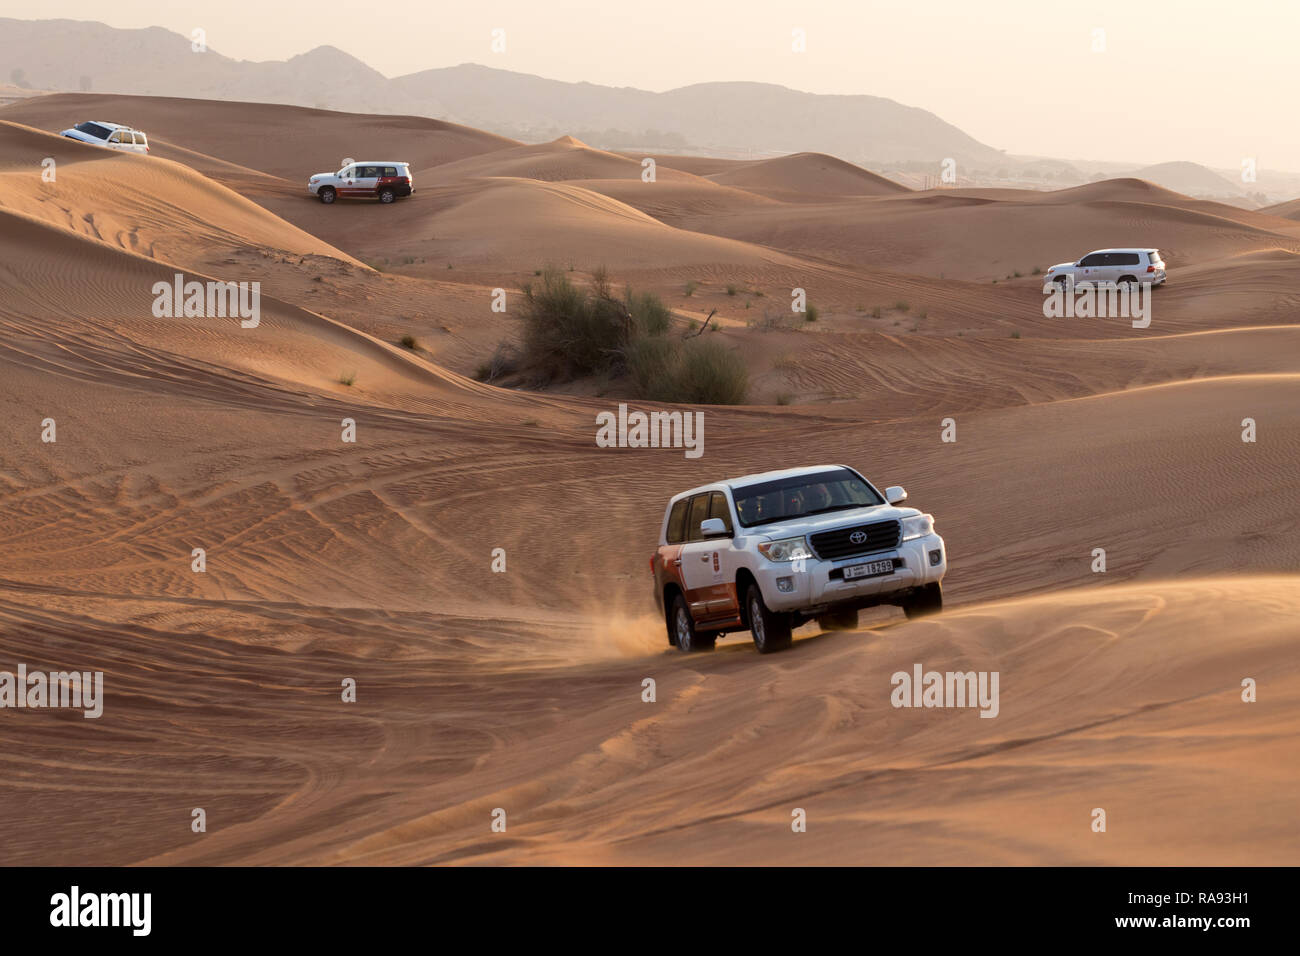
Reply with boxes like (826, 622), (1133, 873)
(1118, 276), (1137, 287)
(817, 607), (858, 631)
(319, 187), (336, 205)
(669, 593), (715, 652)
(902, 582), (943, 620)
(746, 583), (792, 653)
(379, 188), (395, 204)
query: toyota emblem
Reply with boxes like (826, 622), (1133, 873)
(849, 530), (868, 544)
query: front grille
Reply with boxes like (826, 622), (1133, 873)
(809, 519), (901, 560)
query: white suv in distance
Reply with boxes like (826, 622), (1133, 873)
(650, 465), (947, 653)
(1045, 248), (1166, 287)
(59, 121), (149, 154)
(307, 162), (414, 204)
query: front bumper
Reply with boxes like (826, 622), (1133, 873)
(756, 532), (947, 613)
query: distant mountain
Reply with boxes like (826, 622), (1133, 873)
(0, 17), (1004, 166)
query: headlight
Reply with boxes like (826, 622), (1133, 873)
(757, 536), (812, 562)
(901, 514), (934, 541)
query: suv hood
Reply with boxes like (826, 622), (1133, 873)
(753, 503), (920, 540)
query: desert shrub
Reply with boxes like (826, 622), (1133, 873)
(626, 288), (672, 336)
(670, 338), (749, 404)
(474, 342), (520, 382)
(400, 334), (418, 350)
(684, 280), (699, 297)
(518, 267), (631, 380)
(625, 337), (680, 399)
(805, 304), (819, 322)
(628, 337), (748, 404)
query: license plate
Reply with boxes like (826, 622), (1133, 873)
(843, 559), (894, 580)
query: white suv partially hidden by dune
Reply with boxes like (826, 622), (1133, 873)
(651, 465), (947, 653)
(59, 121), (149, 154)
(1045, 248), (1166, 287)
(307, 162), (414, 204)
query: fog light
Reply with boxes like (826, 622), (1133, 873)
(928, 549), (942, 567)
(776, 576), (794, 593)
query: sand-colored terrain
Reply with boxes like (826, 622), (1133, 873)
(0, 94), (1297, 865)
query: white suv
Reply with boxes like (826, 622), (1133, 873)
(1045, 248), (1166, 287)
(650, 465), (947, 653)
(59, 121), (149, 154)
(307, 162), (414, 204)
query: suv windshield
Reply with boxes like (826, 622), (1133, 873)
(732, 468), (883, 527)
(74, 122), (111, 139)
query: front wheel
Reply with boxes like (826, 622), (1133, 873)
(670, 594), (715, 652)
(319, 187), (336, 204)
(746, 583), (792, 653)
(901, 582), (943, 620)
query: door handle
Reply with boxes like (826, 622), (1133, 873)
(700, 556), (710, 562)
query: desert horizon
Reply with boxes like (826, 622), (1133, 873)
(0, 6), (1297, 892)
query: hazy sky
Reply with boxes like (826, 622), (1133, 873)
(4, 0), (1297, 172)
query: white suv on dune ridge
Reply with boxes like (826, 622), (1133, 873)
(59, 121), (149, 153)
(651, 465), (947, 653)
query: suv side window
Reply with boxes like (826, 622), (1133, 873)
(1079, 253), (1104, 267)
(1119, 252), (1140, 266)
(686, 494), (711, 542)
(382, 166), (397, 177)
(707, 492), (734, 535)
(666, 498), (689, 544)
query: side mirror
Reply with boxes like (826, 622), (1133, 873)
(885, 486), (908, 505)
(699, 518), (729, 538)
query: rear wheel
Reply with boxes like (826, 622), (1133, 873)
(817, 607), (859, 631)
(746, 584), (792, 653)
(902, 582), (943, 619)
(670, 594), (715, 652)
(379, 187), (395, 204)
(319, 187), (336, 204)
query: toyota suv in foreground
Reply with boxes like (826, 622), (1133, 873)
(651, 465), (947, 653)
(307, 162), (414, 203)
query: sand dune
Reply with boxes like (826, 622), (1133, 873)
(0, 92), (519, 180)
(1261, 197), (1300, 221)
(0, 92), (1297, 866)
(705, 151), (909, 199)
